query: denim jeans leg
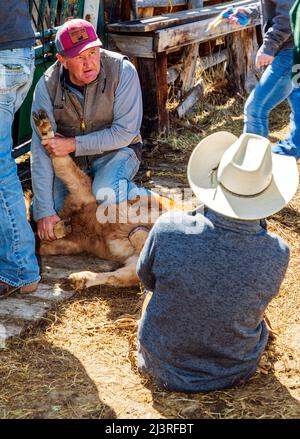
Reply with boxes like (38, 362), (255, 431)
(244, 48), (294, 137)
(0, 48), (40, 287)
(273, 85), (300, 155)
(91, 147), (148, 205)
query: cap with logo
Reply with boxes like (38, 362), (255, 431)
(55, 18), (102, 58)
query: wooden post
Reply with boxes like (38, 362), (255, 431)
(177, 0), (203, 96)
(137, 53), (169, 137)
(121, 0), (132, 21)
(226, 27), (259, 94)
(179, 43), (199, 95)
(175, 79), (203, 118)
(139, 7), (154, 17)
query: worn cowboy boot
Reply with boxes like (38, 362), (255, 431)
(0, 282), (20, 299)
(0, 281), (39, 299)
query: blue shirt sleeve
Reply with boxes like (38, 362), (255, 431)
(261, 0), (294, 56)
(30, 77), (58, 220)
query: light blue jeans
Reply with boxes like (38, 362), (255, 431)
(53, 146), (151, 213)
(0, 48), (40, 287)
(244, 48), (300, 156)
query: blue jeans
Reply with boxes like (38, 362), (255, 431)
(0, 48), (40, 287)
(244, 48), (300, 156)
(53, 146), (150, 213)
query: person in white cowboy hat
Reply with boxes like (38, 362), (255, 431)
(30, 18), (147, 242)
(136, 131), (298, 393)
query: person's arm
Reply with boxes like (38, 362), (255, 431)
(31, 77), (61, 240)
(136, 227), (157, 292)
(261, 0), (295, 56)
(75, 59), (143, 156)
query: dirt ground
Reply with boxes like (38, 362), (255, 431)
(0, 87), (299, 419)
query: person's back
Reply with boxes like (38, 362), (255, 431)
(137, 131), (298, 393)
(137, 209), (289, 392)
(0, 0), (34, 50)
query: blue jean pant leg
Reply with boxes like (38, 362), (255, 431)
(273, 85), (300, 155)
(244, 48), (294, 137)
(0, 176), (40, 286)
(0, 48), (40, 286)
(35, 174), (73, 217)
(91, 147), (143, 205)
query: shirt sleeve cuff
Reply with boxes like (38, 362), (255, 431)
(75, 135), (103, 156)
(33, 205), (57, 222)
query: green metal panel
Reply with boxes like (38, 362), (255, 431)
(60, 0), (69, 23)
(50, 0), (59, 26)
(74, 0), (85, 18)
(97, 0), (107, 46)
(37, 0), (47, 31)
(28, 0), (33, 14)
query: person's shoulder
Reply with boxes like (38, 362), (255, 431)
(37, 62), (60, 92)
(35, 74), (46, 89)
(121, 58), (137, 76)
(32, 75), (48, 101)
(265, 231), (290, 261)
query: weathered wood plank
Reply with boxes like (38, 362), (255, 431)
(107, 0), (259, 33)
(167, 49), (227, 84)
(109, 14), (260, 58)
(154, 15), (261, 52)
(175, 79), (203, 118)
(177, 0), (203, 94)
(137, 54), (169, 136)
(167, 65), (181, 84)
(226, 27), (259, 94)
(179, 43), (199, 94)
(156, 53), (169, 134)
(199, 48), (228, 70)
(121, 0), (132, 21)
(108, 34), (154, 58)
(137, 0), (186, 7)
(139, 7), (154, 18)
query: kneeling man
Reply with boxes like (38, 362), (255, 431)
(31, 18), (145, 241)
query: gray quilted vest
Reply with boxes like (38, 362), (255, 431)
(44, 49), (136, 168)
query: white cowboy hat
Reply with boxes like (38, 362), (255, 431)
(187, 131), (299, 220)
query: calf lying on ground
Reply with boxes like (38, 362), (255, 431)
(32, 110), (175, 291)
